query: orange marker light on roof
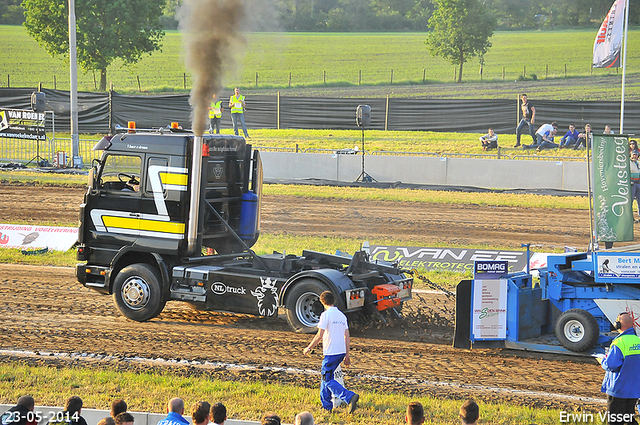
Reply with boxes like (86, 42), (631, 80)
(171, 122), (179, 129)
(127, 121), (136, 133)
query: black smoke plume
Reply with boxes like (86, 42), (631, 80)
(179, 0), (246, 136)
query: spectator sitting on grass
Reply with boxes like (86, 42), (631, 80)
(459, 399), (479, 425)
(479, 128), (498, 151)
(406, 401), (425, 425)
(191, 402), (210, 425)
(210, 403), (226, 425)
(114, 413), (134, 425)
(559, 124), (579, 148)
(111, 400), (127, 419)
(574, 124), (592, 149)
(529, 122), (559, 151)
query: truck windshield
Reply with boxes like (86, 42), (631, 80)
(98, 154), (142, 191)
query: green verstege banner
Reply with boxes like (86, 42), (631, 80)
(593, 134), (634, 242)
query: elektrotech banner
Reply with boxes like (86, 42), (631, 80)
(592, 133), (634, 242)
(593, 0), (625, 68)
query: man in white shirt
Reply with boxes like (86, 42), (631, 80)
(303, 291), (359, 413)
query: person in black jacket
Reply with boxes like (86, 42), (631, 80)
(1, 395), (36, 425)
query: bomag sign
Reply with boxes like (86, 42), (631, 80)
(370, 245), (527, 273)
(0, 109), (46, 140)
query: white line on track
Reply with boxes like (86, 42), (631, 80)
(0, 349), (605, 405)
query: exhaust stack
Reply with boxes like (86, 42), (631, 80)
(187, 135), (204, 254)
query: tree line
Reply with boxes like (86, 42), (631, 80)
(2, 0), (640, 29)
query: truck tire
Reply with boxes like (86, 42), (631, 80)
(285, 279), (329, 333)
(555, 308), (599, 352)
(113, 263), (166, 322)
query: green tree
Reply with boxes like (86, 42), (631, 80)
(425, 0), (496, 82)
(23, 0), (165, 91)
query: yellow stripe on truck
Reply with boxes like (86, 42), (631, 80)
(102, 216), (185, 234)
(159, 172), (188, 186)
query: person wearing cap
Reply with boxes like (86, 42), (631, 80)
(598, 312), (640, 425)
(631, 150), (640, 223)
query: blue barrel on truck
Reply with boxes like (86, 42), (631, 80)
(239, 191), (258, 240)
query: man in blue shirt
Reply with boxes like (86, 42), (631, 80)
(559, 124), (580, 148)
(600, 312), (640, 425)
(157, 399), (189, 425)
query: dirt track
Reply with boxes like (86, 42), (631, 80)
(0, 182), (613, 413)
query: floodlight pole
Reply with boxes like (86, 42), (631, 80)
(69, 0), (80, 167)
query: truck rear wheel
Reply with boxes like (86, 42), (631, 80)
(285, 279), (329, 333)
(555, 308), (599, 352)
(113, 263), (166, 322)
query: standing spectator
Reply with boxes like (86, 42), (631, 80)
(604, 125), (614, 134)
(524, 122), (558, 150)
(114, 413), (134, 425)
(479, 128), (498, 151)
(559, 124), (580, 148)
(111, 400), (127, 419)
(631, 151), (640, 223)
(210, 403), (226, 425)
(157, 398), (189, 425)
(261, 413), (281, 425)
(208, 94), (223, 134)
(229, 87), (249, 139)
(294, 412), (314, 425)
(459, 399), (479, 425)
(514, 93), (536, 148)
(599, 312), (640, 425)
(1, 395), (36, 425)
(303, 291), (359, 413)
(405, 401), (424, 425)
(574, 124), (593, 149)
(630, 140), (638, 155)
(190, 402), (210, 425)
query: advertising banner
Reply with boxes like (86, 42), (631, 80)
(592, 134), (634, 242)
(595, 252), (640, 281)
(474, 261), (508, 279)
(0, 224), (78, 251)
(370, 245), (526, 273)
(0, 109), (46, 140)
(593, 0), (625, 68)
(471, 279), (508, 340)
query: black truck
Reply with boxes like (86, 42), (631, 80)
(76, 126), (412, 332)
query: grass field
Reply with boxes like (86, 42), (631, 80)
(0, 25), (636, 93)
(0, 362), (563, 425)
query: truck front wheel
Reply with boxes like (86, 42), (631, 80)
(113, 263), (166, 322)
(285, 279), (329, 333)
(555, 308), (599, 352)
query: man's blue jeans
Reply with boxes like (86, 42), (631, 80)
(231, 113), (249, 138)
(516, 118), (535, 144)
(320, 354), (355, 411)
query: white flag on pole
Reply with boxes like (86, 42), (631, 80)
(593, 0), (625, 68)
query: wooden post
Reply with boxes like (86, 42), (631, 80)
(523, 66), (526, 77)
(277, 91), (280, 130)
(454, 68), (457, 81)
(183, 73), (186, 89)
(502, 67), (505, 80)
(110, 82), (114, 91)
(38, 82), (42, 91)
(93, 72), (97, 90)
(390, 69), (393, 84)
(479, 65), (483, 81)
(54, 75), (57, 90)
(545, 64), (548, 78)
(564, 63), (567, 77)
(591, 65), (593, 76)
(323, 70), (326, 84)
(384, 94), (390, 131)
(7, 74), (9, 88)
(358, 70), (361, 85)
(422, 68), (426, 83)
(288, 72), (292, 87)
(255, 72), (258, 87)
(137, 75), (142, 92)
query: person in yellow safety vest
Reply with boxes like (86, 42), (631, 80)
(208, 94), (223, 134)
(229, 87), (249, 138)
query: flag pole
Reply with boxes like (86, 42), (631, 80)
(620, 0), (630, 133)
